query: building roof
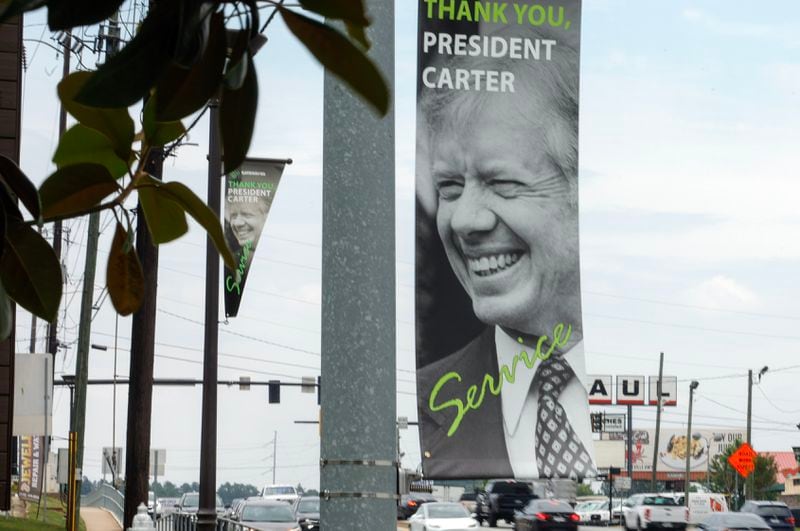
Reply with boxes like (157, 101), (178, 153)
(760, 452), (799, 483)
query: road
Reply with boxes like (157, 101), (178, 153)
(399, 524), (626, 530)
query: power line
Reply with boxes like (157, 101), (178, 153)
(756, 385), (800, 414)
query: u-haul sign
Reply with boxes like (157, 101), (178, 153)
(617, 375), (645, 405)
(648, 376), (678, 406)
(587, 375), (612, 404)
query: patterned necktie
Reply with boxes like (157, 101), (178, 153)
(534, 355), (596, 479)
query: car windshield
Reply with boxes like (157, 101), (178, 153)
(242, 505), (295, 522)
(756, 507), (791, 517)
(460, 493), (477, 501)
(183, 494), (199, 508)
(491, 482), (532, 494)
(263, 486), (296, 495)
(643, 496), (677, 506)
(427, 504), (469, 518)
(298, 499), (320, 513)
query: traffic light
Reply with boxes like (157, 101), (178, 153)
(268, 380), (281, 404)
(590, 412), (603, 433)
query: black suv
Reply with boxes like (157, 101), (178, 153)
(475, 479), (536, 527)
(740, 501), (796, 531)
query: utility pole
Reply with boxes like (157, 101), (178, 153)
(272, 431), (277, 484)
(47, 30), (71, 358)
(197, 97), (221, 531)
(651, 352), (664, 491)
(745, 369), (752, 501)
(72, 15), (120, 527)
(320, 1), (396, 529)
(684, 381), (698, 506)
(626, 405), (633, 481)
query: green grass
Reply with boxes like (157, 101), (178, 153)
(0, 516), (64, 530)
(13, 494), (87, 531)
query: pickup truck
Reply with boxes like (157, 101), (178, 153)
(622, 494), (688, 531)
(475, 480), (537, 527)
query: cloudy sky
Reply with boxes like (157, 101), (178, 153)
(16, 0), (800, 491)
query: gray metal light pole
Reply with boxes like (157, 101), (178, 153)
(651, 352), (665, 490)
(684, 381), (698, 506)
(745, 366), (767, 501)
(320, 0), (395, 529)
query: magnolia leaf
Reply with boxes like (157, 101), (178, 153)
(75, 1), (180, 108)
(0, 219), (62, 322)
(156, 11), (226, 121)
(278, 7), (388, 115)
(46, 0), (125, 31)
(137, 183), (189, 244)
(136, 177), (234, 269)
(39, 163), (120, 220)
(223, 29), (249, 91)
(220, 53), (257, 174)
(345, 23), (370, 50)
(142, 96), (186, 147)
(53, 124), (129, 178)
(0, 0), (45, 24)
(57, 72), (134, 161)
(106, 222), (144, 315)
(0, 154), (41, 220)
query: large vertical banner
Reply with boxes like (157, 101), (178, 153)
(18, 435), (43, 502)
(415, 0), (592, 479)
(223, 158), (288, 317)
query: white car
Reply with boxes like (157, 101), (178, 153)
(408, 502), (479, 531)
(261, 484), (300, 504)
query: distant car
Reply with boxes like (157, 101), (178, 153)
(576, 501), (604, 524)
(293, 496), (320, 531)
(147, 491), (155, 517)
(514, 498), (580, 531)
(739, 501), (796, 531)
(458, 492), (478, 514)
(262, 484), (300, 504)
(398, 493), (438, 520)
(408, 502), (479, 531)
(475, 479), (536, 527)
(672, 492), (728, 524)
(226, 498), (244, 518)
(698, 512), (771, 531)
(233, 498), (300, 530)
(622, 493), (687, 531)
(175, 492), (225, 516)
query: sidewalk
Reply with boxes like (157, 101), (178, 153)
(81, 507), (122, 531)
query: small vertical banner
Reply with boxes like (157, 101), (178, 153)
(18, 435), (44, 502)
(415, 0), (589, 479)
(223, 158), (289, 317)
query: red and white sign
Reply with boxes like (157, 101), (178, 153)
(728, 442), (757, 478)
(587, 375), (613, 404)
(648, 376), (678, 406)
(617, 375), (645, 405)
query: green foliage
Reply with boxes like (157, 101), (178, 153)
(217, 482), (260, 505)
(576, 483), (595, 496)
(0, 0), (390, 339)
(708, 439), (779, 507)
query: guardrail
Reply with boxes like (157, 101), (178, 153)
(154, 513), (272, 531)
(81, 483), (125, 526)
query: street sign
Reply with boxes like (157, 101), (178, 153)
(301, 376), (316, 393)
(149, 449), (166, 477)
(603, 413), (626, 433)
(614, 476), (632, 490)
(101, 447), (123, 476)
(728, 442), (757, 478)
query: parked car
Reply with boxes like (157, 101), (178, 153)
(739, 501), (796, 531)
(576, 501), (604, 524)
(458, 491), (478, 514)
(475, 479), (537, 527)
(175, 492), (226, 517)
(231, 498), (299, 530)
(583, 500), (623, 526)
(408, 502), (479, 531)
(293, 496), (320, 531)
(672, 492), (728, 524)
(622, 493), (687, 531)
(398, 492), (438, 520)
(698, 512), (771, 531)
(514, 498), (580, 531)
(261, 484), (301, 504)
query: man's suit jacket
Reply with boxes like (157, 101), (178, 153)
(417, 326), (515, 478)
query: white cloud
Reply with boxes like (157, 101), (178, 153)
(682, 275), (759, 310)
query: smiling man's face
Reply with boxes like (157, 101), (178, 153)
(432, 96), (579, 335)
